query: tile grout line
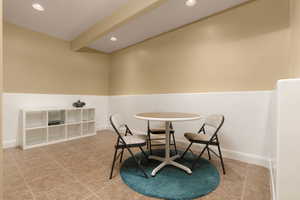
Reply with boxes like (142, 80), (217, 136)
(10, 150), (38, 200)
(50, 151), (102, 200)
(20, 148), (83, 200)
(240, 163), (250, 200)
(39, 147), (98, 199)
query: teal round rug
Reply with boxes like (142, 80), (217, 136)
(120, 149), (220, 200)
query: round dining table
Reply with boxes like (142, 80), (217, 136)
(135, 112), (201, 176)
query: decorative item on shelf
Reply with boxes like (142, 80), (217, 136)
(73, 100), (86, 108)
(48, 120), (65, 126)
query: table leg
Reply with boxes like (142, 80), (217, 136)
(165, 121), (170, 160)
(149, 121), (192, 176)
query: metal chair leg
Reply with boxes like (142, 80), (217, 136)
(217, 143), (226, 175)
(191, 145), (208, 170)
(172, 133), (178, 154)
(109, 148), (118, 179)
(127, 147), (148, 178)
(138, 146), (148, 159)
(148, 134), (153, 155)
(181, 142), (193, 159)
(207, 147), (211, 160)
(119, 148), (124, 163)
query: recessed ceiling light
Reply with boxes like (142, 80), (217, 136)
(32, 3), (45, 11)
(110, 37), (117, 42)
(185, 0), (197, 7)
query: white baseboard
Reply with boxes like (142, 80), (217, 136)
(3, 140), (17, 149)
(96, 124), (110, 131)
(269, 160), (276, 200)
(221, 148), (269, 168)
(177, 139), (269, 168)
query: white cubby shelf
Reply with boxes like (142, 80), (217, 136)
(21, 107), (96, 150)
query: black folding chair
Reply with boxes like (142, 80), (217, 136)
(109, 114), (149, 179)
(147, 121), (177, 155)
(181, 115), (226, 174)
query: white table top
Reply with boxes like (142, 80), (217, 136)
(135, 112), (201, 122)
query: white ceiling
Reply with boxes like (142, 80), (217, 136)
(4, 0), (249, 53)
(4, 0), (129, 40)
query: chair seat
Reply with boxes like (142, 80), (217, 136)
(184, 132), (210, 142)
(121, 135), (147, 146)
(150, 128), (175, 134)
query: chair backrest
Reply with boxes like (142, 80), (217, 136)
(110, 114), (126, 132)
(200, 115), (224, 143)
(205, 115), (224, 130)
(110, 114), (130, 145)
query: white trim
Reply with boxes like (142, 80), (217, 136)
(269, 160), (276, 200)
(177, 139), (269, 167)
(3, 140), (17, 148)
(4, 92), (109, 97)
(96, 124), (110, 131)
(221, 148), (269, 167)
(109, 90), (272, 97)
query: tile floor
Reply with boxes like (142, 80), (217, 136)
(3, 130), (271, 200)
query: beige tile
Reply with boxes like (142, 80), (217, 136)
(3, 149), (16, 164)
(95, 181), (142, 200)
(74, 167), (110, 184)
(33, 192), (50, 200)
(23, 162), (62, 182)
(12, 147), (48, 162)
(27, 170), (76, 193)
(246, 164), (270, 188)
(56, 153), (89, 168)
(45, 146), (78, 159)
(16, 154), (54, 172)
(243, 185), (271, 200)
(3, 173), (28, 193)
(45, 181), (92, 200)
(200, 182), (242, 200)
(4, 189), (34, 200)
(84, 195), (102, 200)
(2, 130), (271, 200)
(220, 158), (248, 182)
(3, 162), (19, 177)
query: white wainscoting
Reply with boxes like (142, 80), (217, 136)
(3, 93), (109, 148)
(3, 91), (274, 168)
(268, 90), (277, 200)
(109, 91), (273, 167)
(275, 79), (300, 200)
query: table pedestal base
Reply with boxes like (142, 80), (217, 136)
(149, 154), (192, 176)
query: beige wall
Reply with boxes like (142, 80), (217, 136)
(4, 22), (110, 95)
(3, 0), (293, 97)
(110, 0), (291, 95)
(290, 0), (300, 77)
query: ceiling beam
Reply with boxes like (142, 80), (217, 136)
(71, 0), (168, 51)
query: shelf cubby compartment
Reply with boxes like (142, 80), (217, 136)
(48, 110), (65, 126)
(66, 109), (81, 124)
(21, 107), (96, 150)
(25, 128), (47, 146)
(25, 111), (47, 129)
(48, 125), (66, 142)
(82, 108), (95, 121)
(67, 124), (81, 138)
(82, 122), (95, 135)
